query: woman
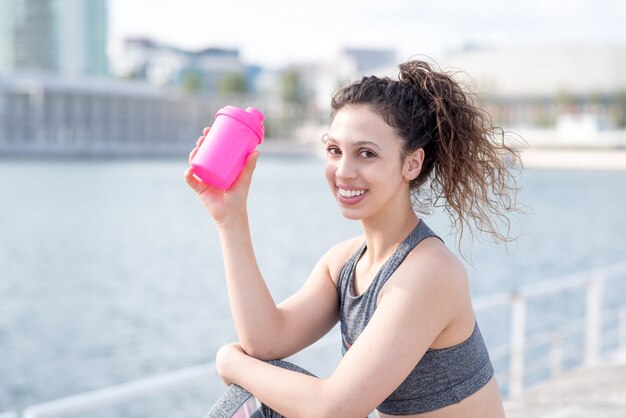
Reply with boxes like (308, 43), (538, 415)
(185, 60), (520, 417)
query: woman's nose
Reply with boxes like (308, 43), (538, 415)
(335, 156), (357, 180)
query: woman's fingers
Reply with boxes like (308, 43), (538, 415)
(189, 135), (206, 163)
(189, 142), (200, 163)
(237, 151), (260, 187)
(188, 129), (209, 164)
(189, 147), (198, 164)
(184, 167), (212, 196)
(184, 167), (199, 189)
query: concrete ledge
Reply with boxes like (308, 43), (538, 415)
(504, 356), (626, 418)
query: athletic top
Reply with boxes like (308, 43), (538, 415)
(337, 220), (494, 415)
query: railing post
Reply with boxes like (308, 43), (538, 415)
(549, 332), (563, 377)
(509, 291), (526, 397)
(620, 306), (626, 351)
(584, 274), (603, 366)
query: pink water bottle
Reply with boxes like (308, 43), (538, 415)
(191, 105), (264, 189)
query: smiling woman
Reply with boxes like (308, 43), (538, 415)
(321, 107), (419, 222)
(185, 59), (521, 417)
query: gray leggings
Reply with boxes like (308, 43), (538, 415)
(205, 360), (315, 418)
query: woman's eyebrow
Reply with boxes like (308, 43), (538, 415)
(353, 140), (382, 151)
(322, 135), (382, 150)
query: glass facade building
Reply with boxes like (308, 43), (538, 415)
(0, 0), (108, 77)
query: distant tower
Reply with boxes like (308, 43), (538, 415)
(0, 0), (108, 77)
(0, 0), (58, 73)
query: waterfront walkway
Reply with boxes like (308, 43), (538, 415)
(504, 351), (626, 417)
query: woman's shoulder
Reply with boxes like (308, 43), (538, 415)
(395, 235), (469, 299)
(381, 238), (476, 350)
(414, 233), (465, 272)
(320, 236), (364, 285)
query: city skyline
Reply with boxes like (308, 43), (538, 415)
(109, 0), (626, 69)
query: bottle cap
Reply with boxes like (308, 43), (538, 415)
(216, 106), (265, 144)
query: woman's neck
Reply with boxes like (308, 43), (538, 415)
(359, 203), (419, 266)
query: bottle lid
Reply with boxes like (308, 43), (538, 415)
(216, 106), (265, 144)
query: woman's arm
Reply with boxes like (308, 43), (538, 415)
(217, 243), (470, 417)
(185, 130), (341, 359)
(216, 214), (341, 359)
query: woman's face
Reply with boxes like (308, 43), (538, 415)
(324, 105), (419, 222)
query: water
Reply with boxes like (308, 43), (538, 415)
(1, 156), (626, 415)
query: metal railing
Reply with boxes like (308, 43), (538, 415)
(19, 364), (217, 418)
(5, 261), (626, 417)
(475, 261), (626, 397)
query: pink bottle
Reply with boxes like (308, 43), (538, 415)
(191, 106), (264, 189)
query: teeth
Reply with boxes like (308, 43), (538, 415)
(338, 188), (366, 198)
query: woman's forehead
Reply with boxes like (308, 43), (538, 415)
(328, 106), (400, 146)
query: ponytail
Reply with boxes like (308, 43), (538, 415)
(331, 59), (523, 253)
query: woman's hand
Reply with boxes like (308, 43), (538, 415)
(216, 342), (247, 386)
(184, 127), (260, 226)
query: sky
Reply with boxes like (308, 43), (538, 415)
(109, 0), (626, 69)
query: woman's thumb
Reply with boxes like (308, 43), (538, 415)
(239, 151), (260, 184)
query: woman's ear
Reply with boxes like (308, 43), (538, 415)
(403, 148), (424, 182)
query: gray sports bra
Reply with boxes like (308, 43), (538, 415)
(337, 220), (494, 415)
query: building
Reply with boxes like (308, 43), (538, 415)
(438, 44), (626, 130)
(304, 47), (398, 112)
(0, 74), (212, 156)
(0, 72), (296, 156)
(440, 44), (626, 99)
(0, 0), (108, 77)
(340, 48), (398, 75)
(115, 39), (249, 95)
(368, 44), (626, 136)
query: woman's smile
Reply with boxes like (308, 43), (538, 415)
(337, 186), (369, 204)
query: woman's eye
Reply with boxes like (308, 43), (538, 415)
(359, 150), (376, 158)
(326, 146), (341, 155)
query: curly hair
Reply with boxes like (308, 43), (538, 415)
(331, 59), (523, 252)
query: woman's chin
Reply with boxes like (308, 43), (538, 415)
(338, 207), (367, 221)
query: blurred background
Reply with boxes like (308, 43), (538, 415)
(1, 1), (626, 417)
